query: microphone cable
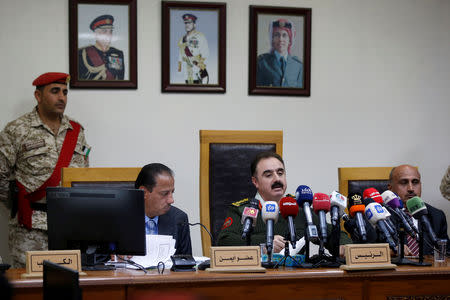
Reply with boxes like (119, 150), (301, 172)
(179, 221), (215, 246)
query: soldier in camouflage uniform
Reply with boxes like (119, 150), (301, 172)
(218, 152), (351, 252)
(0, 72), (90, 268)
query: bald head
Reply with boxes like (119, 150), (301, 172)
(388, 164), (421, 206)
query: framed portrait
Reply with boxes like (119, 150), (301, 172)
(162, 1), (226, 93)
(69, 0), (137, 89)
(249, 6), (311, 97)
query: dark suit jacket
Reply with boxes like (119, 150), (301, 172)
(158, 206), (192, 255)
(420, 203), (449, 255)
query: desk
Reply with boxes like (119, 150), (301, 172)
(6, 260), (450, 300)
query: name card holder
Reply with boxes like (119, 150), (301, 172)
(22, 250), (86, 278)
(340, 243), (396, 271)
(206, 246), (266, 273)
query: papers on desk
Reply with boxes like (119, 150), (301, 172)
(129, 235), (176, 269)
(281, 237), (330, 257)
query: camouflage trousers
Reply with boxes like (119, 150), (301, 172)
(9, 224), (48, 268)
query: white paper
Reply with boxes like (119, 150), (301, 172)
(279, 237), (330, 257)
(128, 235), (176, 268)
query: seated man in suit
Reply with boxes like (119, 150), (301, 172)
(388, 164), (449, 255)
(217, 151), (350, 253)
(135, 163), (192, 255)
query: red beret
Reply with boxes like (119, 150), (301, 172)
(32, 72), (70, 87)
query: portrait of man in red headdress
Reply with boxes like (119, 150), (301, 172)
(256, 15), (305, 88)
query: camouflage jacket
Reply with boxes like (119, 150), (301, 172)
(0, 107), (90, 229)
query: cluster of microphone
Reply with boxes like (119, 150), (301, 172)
(344, 187), (440, 258)
(240, 185), (349, 263)
(239, 184), (443, 267)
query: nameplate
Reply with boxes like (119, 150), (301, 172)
(207, 246), (265, 273)
(340, 243), (396, 271)
(22, 250), (85, 278)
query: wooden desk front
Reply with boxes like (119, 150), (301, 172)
(7, 260), (450, 300)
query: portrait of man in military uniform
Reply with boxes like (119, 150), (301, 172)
(255, 15), (305, 88)
(78, 14), (124, 81)
(77, 4), (130, 82)
(168, 9), (220, 86)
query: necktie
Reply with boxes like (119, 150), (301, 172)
(280, 57), (286, 75)
(146, 219), (157, 235)
(405, 212), (419, 256)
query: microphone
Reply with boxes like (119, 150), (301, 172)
(330, 191), (347, 227)
(363, 188), (397, 239)
(363, 187), (383, 204)
(279, 196), (299, 248)
(241, 198), (260, 241)
(313, 193), (330, 243)
(295, 185), (319, 243)
(261, 201), (279, 254)
(363, 198), (397, 243)
(406, 196), (439, 246)
(382, 190), (418, 237)
(364, 202), (397, 250)
(347, 192), (367, 242)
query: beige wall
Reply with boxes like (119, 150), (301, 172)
(1, 0), (449, 263)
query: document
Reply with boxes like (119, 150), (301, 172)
(129, 235), (176, 268)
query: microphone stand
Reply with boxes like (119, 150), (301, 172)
(309, 238), (341, 268)
(261, 243), (276, 269)
(297, 226), (314, 268)
(417, 221), (431, 266)
(391, 225), (424, 266)
(274, 237), (301, 268)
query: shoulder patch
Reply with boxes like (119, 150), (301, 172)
(221, 217), (233, 230)
(232, 198), (249, 207)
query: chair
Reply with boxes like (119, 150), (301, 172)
(43, 260), (81, 300)
(61, 167), (141, 188)
(199, 130), (283, 255)
(338, 167), (393, 197)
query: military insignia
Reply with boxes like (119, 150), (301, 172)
(189, 38), (199, 48)
(221, 217), (233, 230)
(108, 54), (123, 70)
(279, 20), (286, 27)
(232, 198), (249, 207)
(65, 75), (71, 84)
(82, 146), (91, 158)
(23, 139), (45, 151)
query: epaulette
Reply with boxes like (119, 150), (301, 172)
(231, 198), (249, 207)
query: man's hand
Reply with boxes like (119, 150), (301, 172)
(273, 235), (286, 253)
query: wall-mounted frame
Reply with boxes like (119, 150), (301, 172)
(249, 5), (311, 97)
(69, 0), (137, 89)
(162, 1), (226, 93)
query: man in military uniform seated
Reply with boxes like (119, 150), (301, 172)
(256, 18), (303, 88)
(78, 14), (125, 80)
(217, 151), (350, 254)
(0, 72), (90, 268)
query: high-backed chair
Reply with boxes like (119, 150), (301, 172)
(199, 130), (283, 255)
(338, 167), (393, 197)
(61, 167), (141, 188)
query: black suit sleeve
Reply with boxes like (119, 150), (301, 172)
(174, 210), (192, 256)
